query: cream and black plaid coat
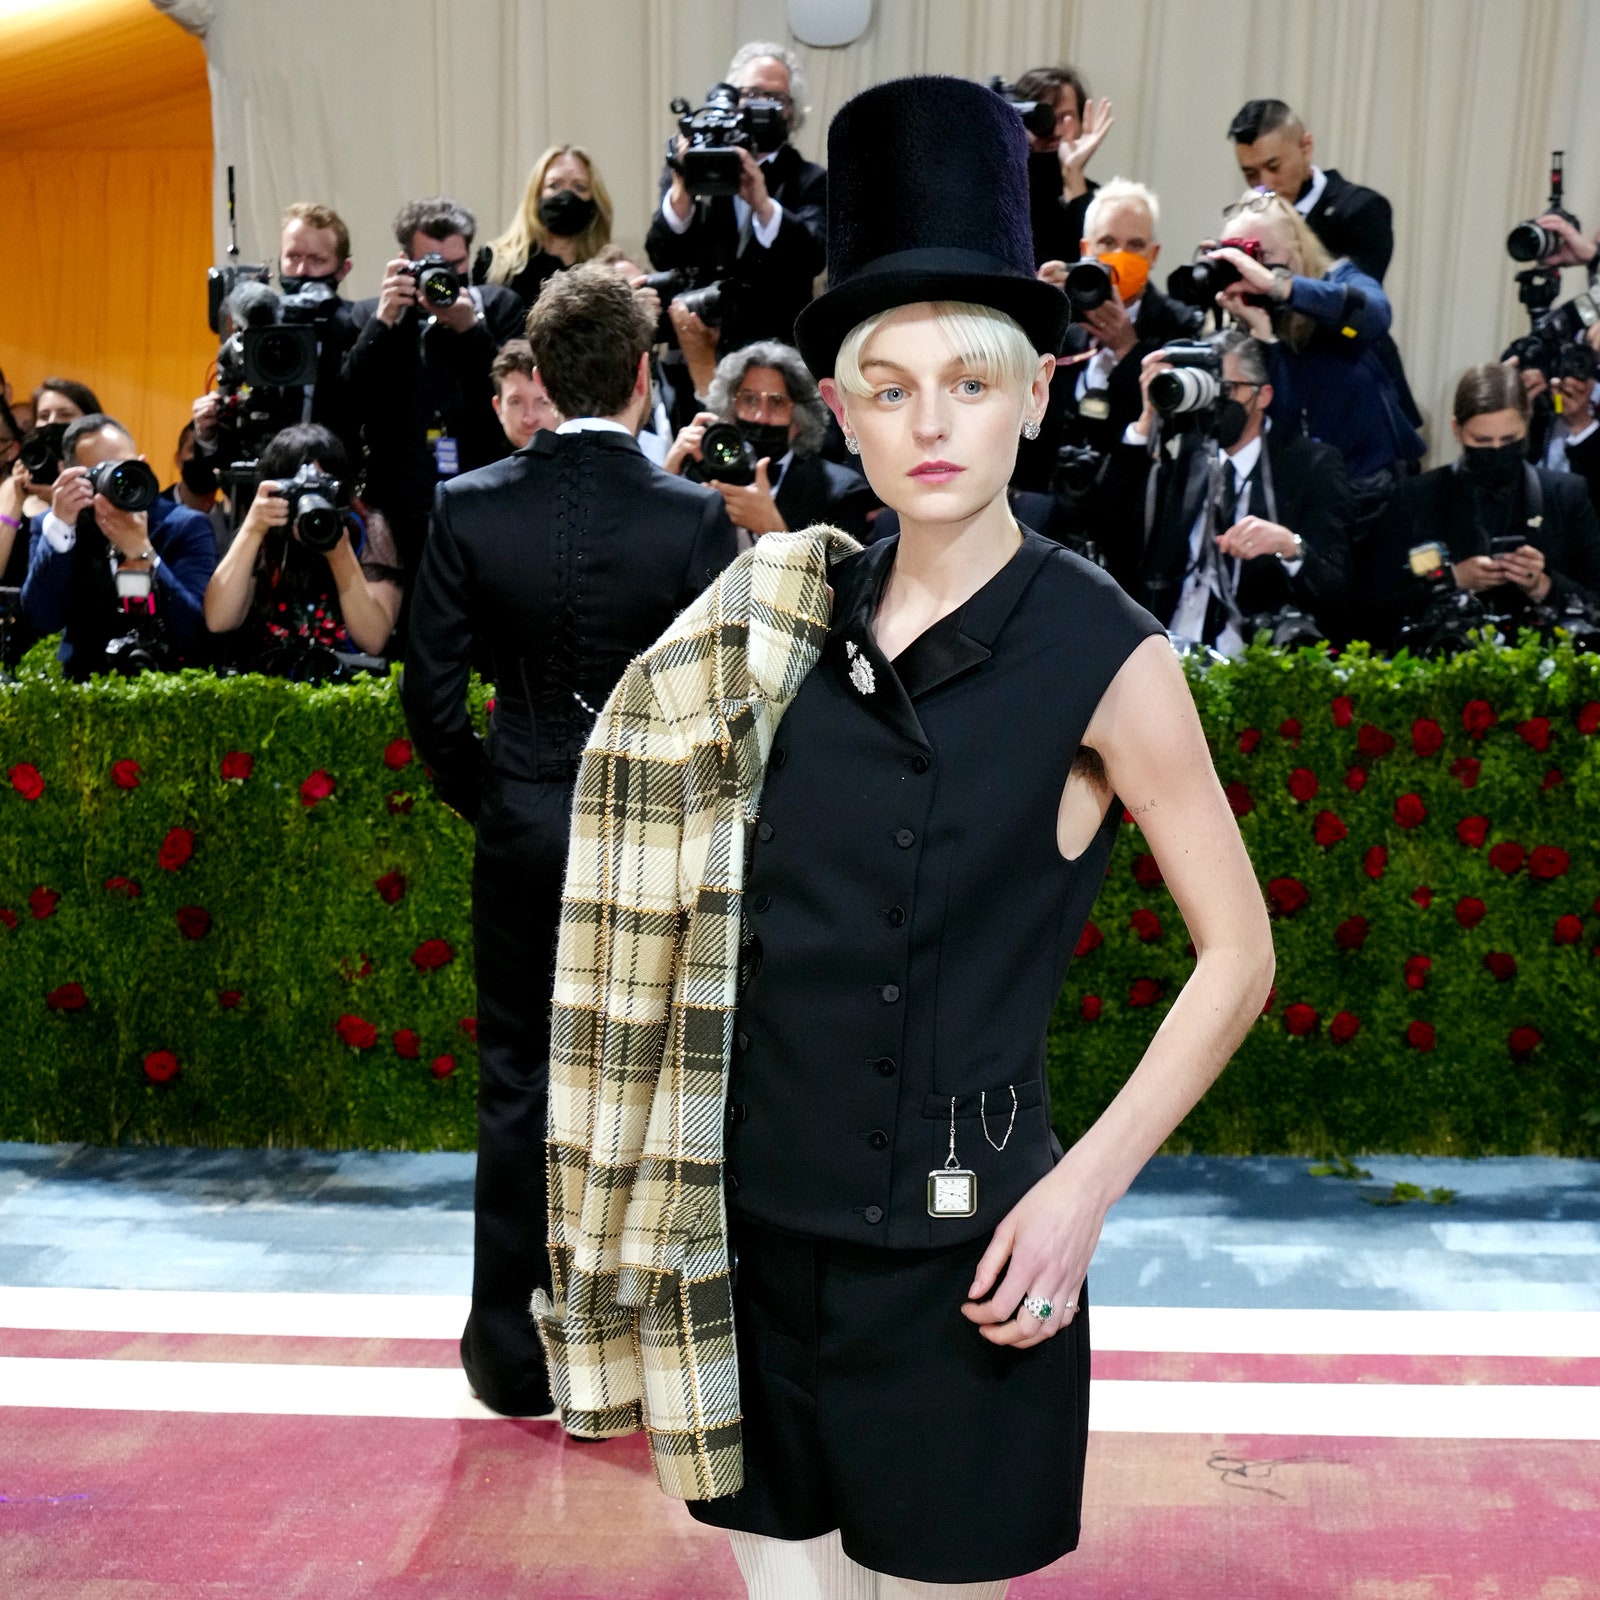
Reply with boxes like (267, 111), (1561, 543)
(533, 525), (860, 1500)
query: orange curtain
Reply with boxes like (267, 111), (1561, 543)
(0, 0), (214, 470)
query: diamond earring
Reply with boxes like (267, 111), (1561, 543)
(1022, 420), (1041, 440)
(844, 435), (861, 455)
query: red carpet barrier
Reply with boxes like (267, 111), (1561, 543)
(2, 641), (1597, 1154)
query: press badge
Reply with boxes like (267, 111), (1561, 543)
(431, 430), (460, 477)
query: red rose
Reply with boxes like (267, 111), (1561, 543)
(218, 990), (242, 1009)
(0, 907), (17, 930)
(1331, 696), (1354, 727)
(1080, 995), (1102, 1022)
(1128, 977), (1164, 1008)
(1488, 841), (1527, 876)
(1329, 1011), (1360, 1045)
(335, 1014), (378, 1050)
(1074, 921), (1103, 959)
(1554, 914), (1584, 946)
(158, 827), (195, 871)
(485, 697), (496, 715)
(300, 770), (336, 808)
(1411, 718), (1445, 757)
(1267, 877), (1310, 916)
(1455, 896), (1487, 930)
(29, 886), (59, 920)
(1461, 699), (1496, 739)
(1344, 766), (1368, 793)
(1130, 908), (1162, 943)
(430, 1054), (458, 1080)
(1313, 809), (1347, 848)
(411, 938), (455, 972)
(459, 1016), (477, 1042)
(1412, 885), (1434, 909)
(374, 870), (407, 905)
(1456, 815), (1489, 849)
(1394, 793), (1427, 829)
(1238, 727), (1262, 754)
(1483, 951), (1517, 983)
(1407, 1019), (1436, 1051)
(1224, 781), (1255, 818)
(393, 1028), (421, 1060)
(1363, 845), (1388, 881)
(1279, 718), (1302, 744)
(1508, 1025), (1542, 1059)
(1577, 702), (1600, 736)
(45, 983), (87, 1012)
(1335, 915), (1370, 950)
(1283, 1002), (1319, 1036)
(176, 906), (212, 940)
(110, 759), (142, 790)
(1517, 717), (1552, 753)
(143, 1049), (180, 1084)
(1542, 768), (1564, 790)
(220, 751), (254, 782)
(1528, 845), (1570, 881)
(1287, 767), (1319, 802)
(1121, 808), (1135, 826)
(383, 739), (414, 770)
(9, 763), (45, 801)
(1451, 756), (1482, 788)
(1357, 724), (1395, 758)
(1132, 853), (1163, 889)
(104, 876), (141, 898)
(1404, 954), (1432, 990)
(386, 790), (414, 816)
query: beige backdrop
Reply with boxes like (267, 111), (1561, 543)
(188, 0), (1600, 459)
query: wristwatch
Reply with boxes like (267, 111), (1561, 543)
(1278, 532), (1305, 564)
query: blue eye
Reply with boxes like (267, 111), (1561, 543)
(877, 386), (905, 403)
(958, 378), (985, 396)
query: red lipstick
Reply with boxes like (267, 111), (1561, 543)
(908, 460), (965, 481)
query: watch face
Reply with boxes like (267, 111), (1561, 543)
(928, 1169), (977, 1218)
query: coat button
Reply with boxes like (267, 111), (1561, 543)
(757, 821), (774, 842)
(772, 747), (787, 768)
(868, 1130), (888, 1150)
(753, 893), (771, 913)
(894, 828), (915, 849)
(874, 1056), (896, 1076)
(910, 754), (930, 774)
(864, 1205), (884, 1224)
(736, 1031), (750, 1052)
(885, 905), (906, 927)
(879, 984), (900, 1003)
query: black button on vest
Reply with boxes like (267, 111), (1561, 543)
(726, 532), (1164, 1248)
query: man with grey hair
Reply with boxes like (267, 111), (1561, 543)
(663, 340), (874, 546)
(646, 41), (827, 354)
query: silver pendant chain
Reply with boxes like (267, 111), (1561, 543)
(980, 1086), (1019, 1152)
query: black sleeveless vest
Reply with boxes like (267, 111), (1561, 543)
(724, 530), (1165, 1248)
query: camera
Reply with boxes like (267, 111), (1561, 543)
(273, 462), (345, 553)
(1396, 541), (1494, 659)
(103, 566), (173, 677)
(207, 261), (271, 335)
(670, 82), (786, 199)
(1064, 258), (1114, 316)
(697, 421), (758, 486)
(85, 459), (160, 514)
(1246, 607), (1324, 649)
(1507, 151), (1581, 263)
(987, 77), (1057, 140)
(404, 253), (462, 310)
(1167, 238), (1274, 313)
(18, 422), (66, 486)
(1149, 342), (1223, 416)
(674, 278), (740, 329)
(1502, 291), (1600, 379)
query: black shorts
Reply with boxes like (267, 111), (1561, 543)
(686, 1217), (1091, 1584)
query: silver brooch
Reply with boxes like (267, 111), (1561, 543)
(845, 639), (876, 696)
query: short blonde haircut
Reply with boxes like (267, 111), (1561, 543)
(1083, 177), (1161, 242)
(833, 301), (1039, 400)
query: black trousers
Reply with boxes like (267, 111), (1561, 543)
(688, 1217), (1092, 1584)
(459, 771), (572, 1416)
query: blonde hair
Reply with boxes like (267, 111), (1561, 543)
(482, 146), (613, 284)
(1084, 177), (1161, 242)
(1222, 189), (1332, 278)
(833, 302), (1039, 400)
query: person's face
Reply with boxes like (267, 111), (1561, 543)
(35, 390), (86, 428)
(825, 303), (1049, 526)
(73, 425), (139, 471)
(1235, 126), (1314, 200)
(1221, 350), (1270, 440)
(1084, 200), (1159, 266)
(733, 56), (794, 130)
(542, 153), (593, 200)
(280, 218), (349, 283)
(0, 417), (18, 472)
(1454, 409), (1528, 449)
(493, 369), (559, 448)
(734, 364), (797, 441)
(1220, 212), (1295, 272)
(407, 231), (471, 276)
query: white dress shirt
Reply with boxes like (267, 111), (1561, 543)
(1294, 166), (1329, 218)
(1076, 295), (1142, 403)
(659, 150), (785, 250)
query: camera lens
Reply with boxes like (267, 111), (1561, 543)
(253, 328), (310, 387)
(1150, 367), (1222, 416)
(87, 459), (159, 513)
(1507, 222), (1555, 263)
(702, 426), (743, 467)
(677, 282), (725, 326)
(19, 423), (66, 486)
(1064, 259), (1114, 313)
(294, 495), (343, 552)
(418, 266), (460, 308)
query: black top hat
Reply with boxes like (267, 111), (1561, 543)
(793, 75), (1069, 378)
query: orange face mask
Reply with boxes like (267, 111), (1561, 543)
(1097, 249), (1152, 303)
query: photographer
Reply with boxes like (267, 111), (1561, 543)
(663, 340), (874, 546)
(473, 146), (614, 308)
(2, 378), (104, 531)
(489, 341), (561, 450)
(1118, 331), (1353, 652)
(1517, 334), (1600, 516)
(204, 423), (402, 668)
(645, 41), (826, 352)
(21, 414), (216, 678)
(1015, 64), (1114, 273)
(347, 197), (526, 575)
(1368, 363), (1600, 646)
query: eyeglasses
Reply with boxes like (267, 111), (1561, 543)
(735, 389), (794, 416)
(737, 87), (792, 109)
(1219, 380), (1263, 399)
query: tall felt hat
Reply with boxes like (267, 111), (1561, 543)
(793, 75), (1069, 378)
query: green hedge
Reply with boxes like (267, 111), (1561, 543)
(3, 638), (1599, 1155)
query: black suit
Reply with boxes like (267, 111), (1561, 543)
(401, 429), (737, 1415)
(773, 453), (876, 541)
(645, 143), (826, 351)
(1528, 406), (1600, 520)
(1303, 168), (1394, 283)
(1027, 157), (1094, 269)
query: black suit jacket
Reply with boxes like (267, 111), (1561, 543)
(773, 454), (876, 541)
(401, 429), (738, 823)
(645, 143), (827, 350)
(1027, 158), (1095, 269)
(1304, 169), (1394, 283)
(1128, 426), (1354, 640)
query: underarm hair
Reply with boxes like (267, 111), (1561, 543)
(1071, 745), (1106, 784)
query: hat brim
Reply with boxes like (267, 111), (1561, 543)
(794, 268), (1069, 379)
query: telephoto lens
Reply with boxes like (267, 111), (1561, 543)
(698, 421), (757, 485)
(1507, 220), (1561, 263)
(675, 280), (726, 327)
(1064, 258), (1114, 314)
(1166, 256), (1243, 309)
(85, 459), (160, 513)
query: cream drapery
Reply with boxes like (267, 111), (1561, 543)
(196, 0), (1600, 457)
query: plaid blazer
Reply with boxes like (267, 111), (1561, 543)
(533, 525), (861, 1501)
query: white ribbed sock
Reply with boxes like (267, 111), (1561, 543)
(727, 1531), (1010, 1600)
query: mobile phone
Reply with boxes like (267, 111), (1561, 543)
(1489, 533), (1523, 557)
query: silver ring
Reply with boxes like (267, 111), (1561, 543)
(1022, 1294), (1053, 1322)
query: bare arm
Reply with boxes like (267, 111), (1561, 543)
(324, 537), (401, 654)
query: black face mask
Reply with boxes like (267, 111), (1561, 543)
(738, 420), (791, 461)
(538, 190), (597, 237)
(1460, 440), (1525, 491)
(1212, 399), (1250, 451)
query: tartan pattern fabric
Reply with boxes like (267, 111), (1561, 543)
(533, 526), (859, 1500)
